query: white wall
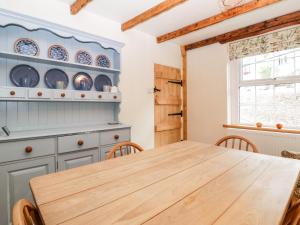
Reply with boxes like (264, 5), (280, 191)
(0, 0), (181, 149)
(187, 43), (300, 156)
(187, 43), (228, 144)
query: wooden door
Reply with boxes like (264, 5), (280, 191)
(154, 64), (182, 147)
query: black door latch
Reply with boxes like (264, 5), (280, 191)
(154, 86), (161, 93)
(168, 111), (183, 117)
(168, 80), (183, 86)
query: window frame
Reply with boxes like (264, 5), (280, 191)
(229, 49), (300, 128)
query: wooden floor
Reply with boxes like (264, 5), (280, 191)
(30, 141), (300, 225)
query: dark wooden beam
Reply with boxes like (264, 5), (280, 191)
(157, 0), (282, 43)
(71, 0), (92, 15)
(185, 11), (300, 51)
(122, 0), (187, 31)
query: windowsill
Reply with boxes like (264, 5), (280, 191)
(223, 124), (300, 135)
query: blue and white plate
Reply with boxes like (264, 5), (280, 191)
(48, 45), (69, 61)
(73, 72), (93, 90)
(10, 64), (40, 87)
(96, 55), (111, 68)
(14, 38), (39, 56)
(94, 74), (112, 91)
(75, 50), (92, 65)
(45, 69), (69, 89)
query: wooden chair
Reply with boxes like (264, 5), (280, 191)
(12, 199), (42, 225)
(281, 151), (300, 225)
(281, 150), (300, 160)
(106, 141), (144, 160)
(215, 135), (258, 153)
(283, 185), (300, 225)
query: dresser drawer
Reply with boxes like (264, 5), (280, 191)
(28, 88), (51, 99)
(0, 87), (26, 99)
(108, 93), (121, 102)
(100, 128), (130, 146)
(53, 90), (73, 100)
(94, 92), (110, 101)
(58, 133), (99, 154)
(0, 138), (56, 163)
(73, 91), (94, 100)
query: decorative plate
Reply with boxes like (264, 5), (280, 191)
(96, 55), (111, 68)
(10, 64), (40, 87)
(75, 50), (92, 65)
(45, 69), (69, 89)
(73, 72), (93, 90)
(14, 38), (39, 56)
(94, 74), (112, 92)
(48, 45), (69, 61)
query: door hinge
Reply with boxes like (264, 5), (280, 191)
(154, 86), (161, 93)
(168, 110), (183, 117)
(168, 80), (182, 86)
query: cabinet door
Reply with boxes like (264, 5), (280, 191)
(100, 145), (114, 161)
(57, 148), (99, 171)
(0, 157), (55, 225)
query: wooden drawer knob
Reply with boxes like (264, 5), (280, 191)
(37, 91), (43, 97)
(114, 135), (119, 140)
(77, 140), (84, 146)
(61, 93), (66, 97)
(25, 146), (33, 153)
(98, 95), (102, 99)
(113, 96), (117, 99)
(10, 91), (16, 96)
(81, 94), (85, 98)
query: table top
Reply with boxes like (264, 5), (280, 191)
(30, 141), (300, 225)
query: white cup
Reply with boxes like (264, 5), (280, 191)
(103, 85), (111, 92)
(110, 86), (118, 93)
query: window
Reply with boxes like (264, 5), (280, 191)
(231, 48), (300, 128)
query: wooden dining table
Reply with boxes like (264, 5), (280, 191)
(30, 141), (300, 225)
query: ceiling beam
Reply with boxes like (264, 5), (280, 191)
(157, 0), (282, 43)
(70, 0), (92, 15)
(184, 11), (300, 51)
(121, 0), (187, 31)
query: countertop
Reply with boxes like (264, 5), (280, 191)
(0, 123), (131, 142)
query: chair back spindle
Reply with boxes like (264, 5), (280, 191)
(106, 141), (144, 160)
(215, 135), (258, 153)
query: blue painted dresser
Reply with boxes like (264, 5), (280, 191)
(0, 9), (130, 225)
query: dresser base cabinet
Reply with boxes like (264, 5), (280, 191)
(0, 156), (55, 225)
(100, 145), (113, 161)
(57, 148), (99, 171)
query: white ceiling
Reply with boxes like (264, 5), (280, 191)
(59, 0), (300, 45)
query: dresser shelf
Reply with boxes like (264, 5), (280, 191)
(0, 87), (121, 103)
(0, 52), (121, 74)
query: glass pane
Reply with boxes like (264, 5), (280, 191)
(256, 61), (273, 79)
(296, 57), (300, 75)
(240, 104), (255, 124)
(241, 48), (300, 81)
(241, 64), (255, 80)
(239, 83), (300, 128)
(274, 52), (295, 77)
(240, 86), (255, 104)
(256, 85), (273, 106)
